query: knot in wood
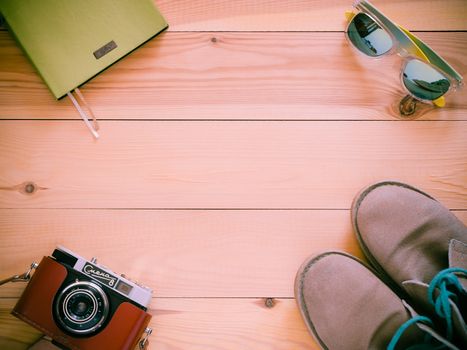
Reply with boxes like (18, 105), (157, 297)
(399, 95), (417, 117)
(24, 182), (36, 194)
(264, 298), (275, 308)
(211, 37), (217, 43)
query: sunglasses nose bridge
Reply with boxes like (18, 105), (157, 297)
(397, 46), (410, 58)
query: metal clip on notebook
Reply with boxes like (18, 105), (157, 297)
(67, 88), (100, 139)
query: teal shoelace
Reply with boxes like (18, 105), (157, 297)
(387, 316), (444, 350)
(427, 267), (467, 340)
(387, 267), (467, 350)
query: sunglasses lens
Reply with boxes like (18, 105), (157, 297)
(402, 59), (450, 100)
(347, 13), (392, 57)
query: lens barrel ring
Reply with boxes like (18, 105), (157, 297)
(54, 280), (109, 335)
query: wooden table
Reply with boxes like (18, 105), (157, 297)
(1, 1), (466, 349)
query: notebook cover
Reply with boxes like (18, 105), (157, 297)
(0, 0), (168, 99)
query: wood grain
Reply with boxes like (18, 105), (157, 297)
(0, 209), (362, 298)
(1, 297), (317, 350)
(1, 32), (466, 121)
(1, 209), (466, 349)
(1, 210), (466, 299)
(0, 1), (466, 32)
(0, 121), (466, 209)
(154, 0), (467, 31)
(0, 299), (42, 350)
(0, 1), (466, 349)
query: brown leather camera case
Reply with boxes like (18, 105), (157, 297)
(12, 256), (152, 350)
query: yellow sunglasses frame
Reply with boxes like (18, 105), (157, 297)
(345, 1), (463, 108)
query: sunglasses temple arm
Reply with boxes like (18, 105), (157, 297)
(344, 11), (355, 21)
(355, 1), (426, 59)
(358, 1), (463, 82)
(400, 28), (463, 83)
(345, 8), (429, 66)
(350, 2), (463, 107)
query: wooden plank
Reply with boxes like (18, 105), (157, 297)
(0, 299), (42, 350)
(1, 206), (466, 349)
(1, 210), (466, 298)
(0, 209), (361, 298)
(0, 1), (466, 32)
(0, 32), (466, 121)
(0, 121), (466, 209)
(154, 0), (467, 31)
(0, 297), (317, 350)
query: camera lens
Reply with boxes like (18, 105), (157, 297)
(54, 281), (109, 335)
(72, 299), (88, 316)
(66, 292), (96, 322)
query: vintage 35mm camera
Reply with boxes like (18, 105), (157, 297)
(12, 246), (153, 350)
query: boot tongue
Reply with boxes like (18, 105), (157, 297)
(403, 239), (467, 301)
(402, 239), (467, 346)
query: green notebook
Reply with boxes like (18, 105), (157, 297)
(0, 0), (168, 99)
(0, 0), (168, 137)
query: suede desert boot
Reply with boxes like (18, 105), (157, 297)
(294, 252), (458, 350)
(351, 181), (467, 347)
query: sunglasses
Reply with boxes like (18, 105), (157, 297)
(345, 0), (463, 108)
